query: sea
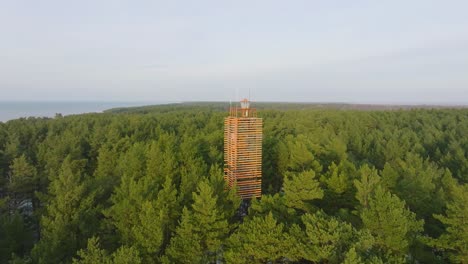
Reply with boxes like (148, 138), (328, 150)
(0, 101), (168, 122)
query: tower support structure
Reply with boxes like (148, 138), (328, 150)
(224, 99), (262, 199)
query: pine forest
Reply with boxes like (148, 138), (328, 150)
(0, 103), (467, 264)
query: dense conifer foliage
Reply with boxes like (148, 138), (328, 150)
(0, 103), (467, 263)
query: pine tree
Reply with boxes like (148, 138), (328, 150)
(360, 186), (424, 257)
(32, 156), (97, 264)
(319, 160), (358, 220)
(0, 212), (33, 263)
(191, 179), (229, 256)
(153, 176), (180, 244)
(283, 170), (323, 212)
(277, 135), (321, 173)
(163, 178), (230, 263)
(131, 201), (164, 261)
(8, 154), (37, 202)
(323, 136), (348, 165)
(131, 175), (179, 261)
(73, 237), (142, 264)
(73, 237), (110, 264)
(178, 157), (207, 206)
(325, 162), (348, 195)
(430, 183), (468, 263)
(298, 210), (355, 263)
(117, 142), (147, 183)
(395, 155), (444, 213)
(208, 164), (241, 222)
(163, 207), (203, 264)
(104, 171), (145, 244)
(354, 164), (381, 208)
(380, 162), (399, 190)
(111, 246), (142, 264)
(92, 145), (119, 204)
(145, 134), (178, 191)
(343, 248), (363, 264)
(382, 154), (449, 237)
(107, 152), (179, 258)
(225, 212), (296, 263)
(248, 194), (297, 224)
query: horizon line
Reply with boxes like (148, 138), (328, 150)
(1, 100), (467, 106)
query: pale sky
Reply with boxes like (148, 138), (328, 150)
(1, 0), (467, 103)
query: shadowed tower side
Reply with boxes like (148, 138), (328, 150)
(224, 99), (262, 199)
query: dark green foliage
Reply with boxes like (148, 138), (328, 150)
(428, 182), (468, 263)
(225, 212), (297, 263)
(145, 134), (178, 190)
(381, 154), (450, 236)
(164, 177), (234, 263)
(354, 164), (381, 209)
(73, 237), (142, 264)
(92, 145), (120, 204)
(73, 237), (109, 264)
(8, 155), (37, 199)
(248, 193), (297, 224)
(297, 210), (355, 262)
(360, 186), (424, 259)
(190, 179), (229, 256)
(318, 160), (358, 219)
(0, 212), (33, 263)
(283, 170), (324, 212)
(31, 156), (98, 263)
(343, 247), (363, 264)
(163, 208), (203, 264)
(207, 165), (241, 222)
(0, 103), (466, 263)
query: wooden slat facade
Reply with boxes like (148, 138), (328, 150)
(224, 100), (262, 199)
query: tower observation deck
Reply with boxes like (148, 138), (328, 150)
(224, 99), (262, 199)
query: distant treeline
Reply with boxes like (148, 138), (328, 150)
(0, 103), (467, 263)
(106, 102), (468, 114)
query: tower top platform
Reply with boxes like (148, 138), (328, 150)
(229, 99), (257, 118)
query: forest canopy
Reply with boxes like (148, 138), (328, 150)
(0, 103), (467, 263)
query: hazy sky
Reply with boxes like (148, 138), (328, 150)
(1, 1), (467, 103)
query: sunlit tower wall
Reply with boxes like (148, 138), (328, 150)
(224, 99), (262, 199)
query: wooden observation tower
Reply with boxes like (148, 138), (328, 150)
(224, 99), (262, 199)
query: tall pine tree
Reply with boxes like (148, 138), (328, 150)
(429, 183), (468, 263)
(32, 156), (97, 263)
